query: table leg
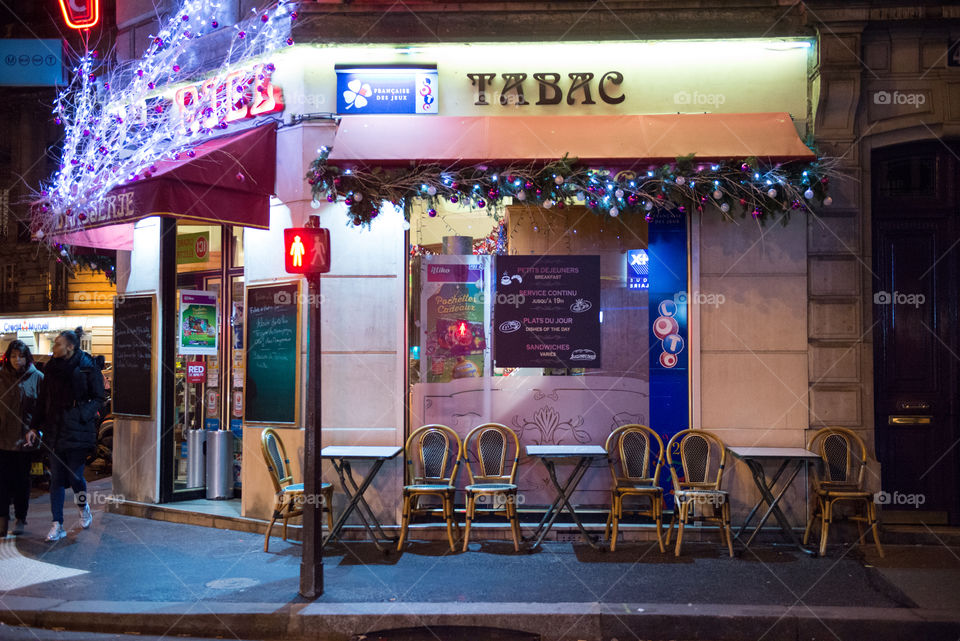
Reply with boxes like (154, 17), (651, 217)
(323, 458), (392, 551)
(742, 459), (815, 555)
(340, 459), (396, 543)
(529, 458), (598, 550)
(736, 459), (789, 539)
(523, 460), (579, 543)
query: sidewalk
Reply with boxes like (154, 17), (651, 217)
(1, 479), (959, 641)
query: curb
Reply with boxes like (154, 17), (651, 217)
(2, 598), (960, 641)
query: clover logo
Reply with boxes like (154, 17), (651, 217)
(343, 79), (372, 109)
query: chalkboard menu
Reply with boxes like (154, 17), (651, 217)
(244, 282), (300, 424)
(112, 294), (155, 417)
(494, 255), (601, 368)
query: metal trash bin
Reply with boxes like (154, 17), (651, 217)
(185, 429), (207, 489)
(206, 430), (234, 500)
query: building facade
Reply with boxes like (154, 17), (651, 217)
(94, 0), (959, 531)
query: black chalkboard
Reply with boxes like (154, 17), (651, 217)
(244, 282), (300, 424)
(112, 294), (155, 417)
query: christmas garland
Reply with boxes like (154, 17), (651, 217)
(306, 149), (835, 228)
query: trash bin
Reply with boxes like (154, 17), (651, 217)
(186, 429), (207, 489)
(206, 430), (234, 500)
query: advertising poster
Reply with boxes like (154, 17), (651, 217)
(179, 290), (218, 355)
(420, 256), (489, 383)
(493, 255), (601, 369)
(336, 66), (438, 114)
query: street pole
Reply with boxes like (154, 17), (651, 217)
(299, 271), (323, 597)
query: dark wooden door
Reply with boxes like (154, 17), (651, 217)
(873, 143), (959, 525)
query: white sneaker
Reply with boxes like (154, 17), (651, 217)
(46, 522), (66, 541)
(79, 505), (92, 529)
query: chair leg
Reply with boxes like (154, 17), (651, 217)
(722, 502), (734, 557)
(508, 498), (521, 553)
(666, 507), (677, 546)
(803, 499), (819, 546)
(610, 495), (621, 552)
(652, 497), (665, 554)
(867, 500), (884, 558)
(674, 501), (687, 557)
(819, 499), (832, 557)
(264, 510), (280, 552)
(444, 495), (457, 551)
(462, 494), (474, 552)
(397, 494), (411, 551)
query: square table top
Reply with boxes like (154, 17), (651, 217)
(320, 446), (403, 460)
(728, 446), (820, 460)
(526, 445), (607, 458)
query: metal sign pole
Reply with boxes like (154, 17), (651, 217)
(299, 271), (323, 597)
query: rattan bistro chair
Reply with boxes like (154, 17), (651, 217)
(604, 424), (666, 552)
(259, 428), (333, 553)
(397, 424), (463, 551)
(665, 429), (734, 557)
(461, 423), (522, 552)
(803, 427), (884, 558)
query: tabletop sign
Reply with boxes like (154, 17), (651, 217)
(244, 282), (300, 424)
(283, 228), (331, 274)
(493, 255), (601, 368)
(112, 294), (154, 417)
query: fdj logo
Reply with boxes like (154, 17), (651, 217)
(496, 293), (525, 308)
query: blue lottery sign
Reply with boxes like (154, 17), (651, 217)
(627, 248), (649, 290)
(0, 40), (63, 86)
(335, 66), (438, 115)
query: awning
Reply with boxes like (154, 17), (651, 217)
(327, 113), (813, 166)
(51, 124), (277, 250)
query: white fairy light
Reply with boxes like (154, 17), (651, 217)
(32, 0), (294, 241)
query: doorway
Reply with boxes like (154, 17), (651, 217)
(872, 141), (960, 525)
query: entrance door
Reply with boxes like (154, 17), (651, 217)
(872, 142), (959, 524)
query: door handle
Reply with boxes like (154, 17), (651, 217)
(888, 415), (932, 425)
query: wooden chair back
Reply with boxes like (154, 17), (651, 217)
(606, 424), (664, 486)
(463, 423), (520, 485)
(405, 424), (462, 487)
(666, 429), (727, 492)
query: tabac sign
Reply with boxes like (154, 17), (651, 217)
(59, 0), (100, 30)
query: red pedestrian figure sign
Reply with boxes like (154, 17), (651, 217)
(283, 228), (331, 274)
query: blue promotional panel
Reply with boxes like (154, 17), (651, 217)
(627, 248), (649, 290)
(204, 418), (220, 431)
(0, 40), (63, 86)
(335, 66), (438, 115)
(647, 209), (689, 507)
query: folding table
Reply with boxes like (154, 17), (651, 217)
(728, 446), (820, 555)
(524, 445), (607, 549)
(320, 445), (402, 552)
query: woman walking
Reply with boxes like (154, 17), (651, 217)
(29, 328), (105, 541)
(0, 341), (43, 537)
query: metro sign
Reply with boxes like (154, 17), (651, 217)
(284, 228), (331, 274)
(59, 0), (100, 29)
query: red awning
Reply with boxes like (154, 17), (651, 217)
(52, 124), (277, 249)
(327, 113), (813, 166)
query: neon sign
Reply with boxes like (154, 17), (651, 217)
(58, 0), (100, 30)
(174, 63), (283, 134)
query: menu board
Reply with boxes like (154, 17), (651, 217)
(112, 294), (154, 417)
(244, 282), (300, 424)
(494, 255), (601, 368)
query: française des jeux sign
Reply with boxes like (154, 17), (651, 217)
(336, 65), (438, 114)
(494, 255), (601, 369)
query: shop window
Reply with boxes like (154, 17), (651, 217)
(50, 263), (68, 309)
(0, 263), (16, 308)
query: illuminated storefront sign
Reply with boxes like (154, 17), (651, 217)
(627, 249), (649, 290)
(174, 63), (284, 133)
(335, 65), (438, 114)
(466, 71), (624, 106)
(58, 0), (100, 30)
(2, 320), (52, 333)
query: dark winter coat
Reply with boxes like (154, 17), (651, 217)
(0, 363), (43, 451)
(31, 350), (106, 454)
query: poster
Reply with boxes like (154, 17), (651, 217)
(420, 255), (489, 383)
(493, 255), (601, 368)
(179, 290), (218, 355)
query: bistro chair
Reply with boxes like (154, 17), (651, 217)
(461, 423), (522, 552)
(397, 424), (463, 551)
(803, 427), (884, 558)
(665, 429), (734, 557)
(604, 424), (666, 553)
(259, 428), (333, 553)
